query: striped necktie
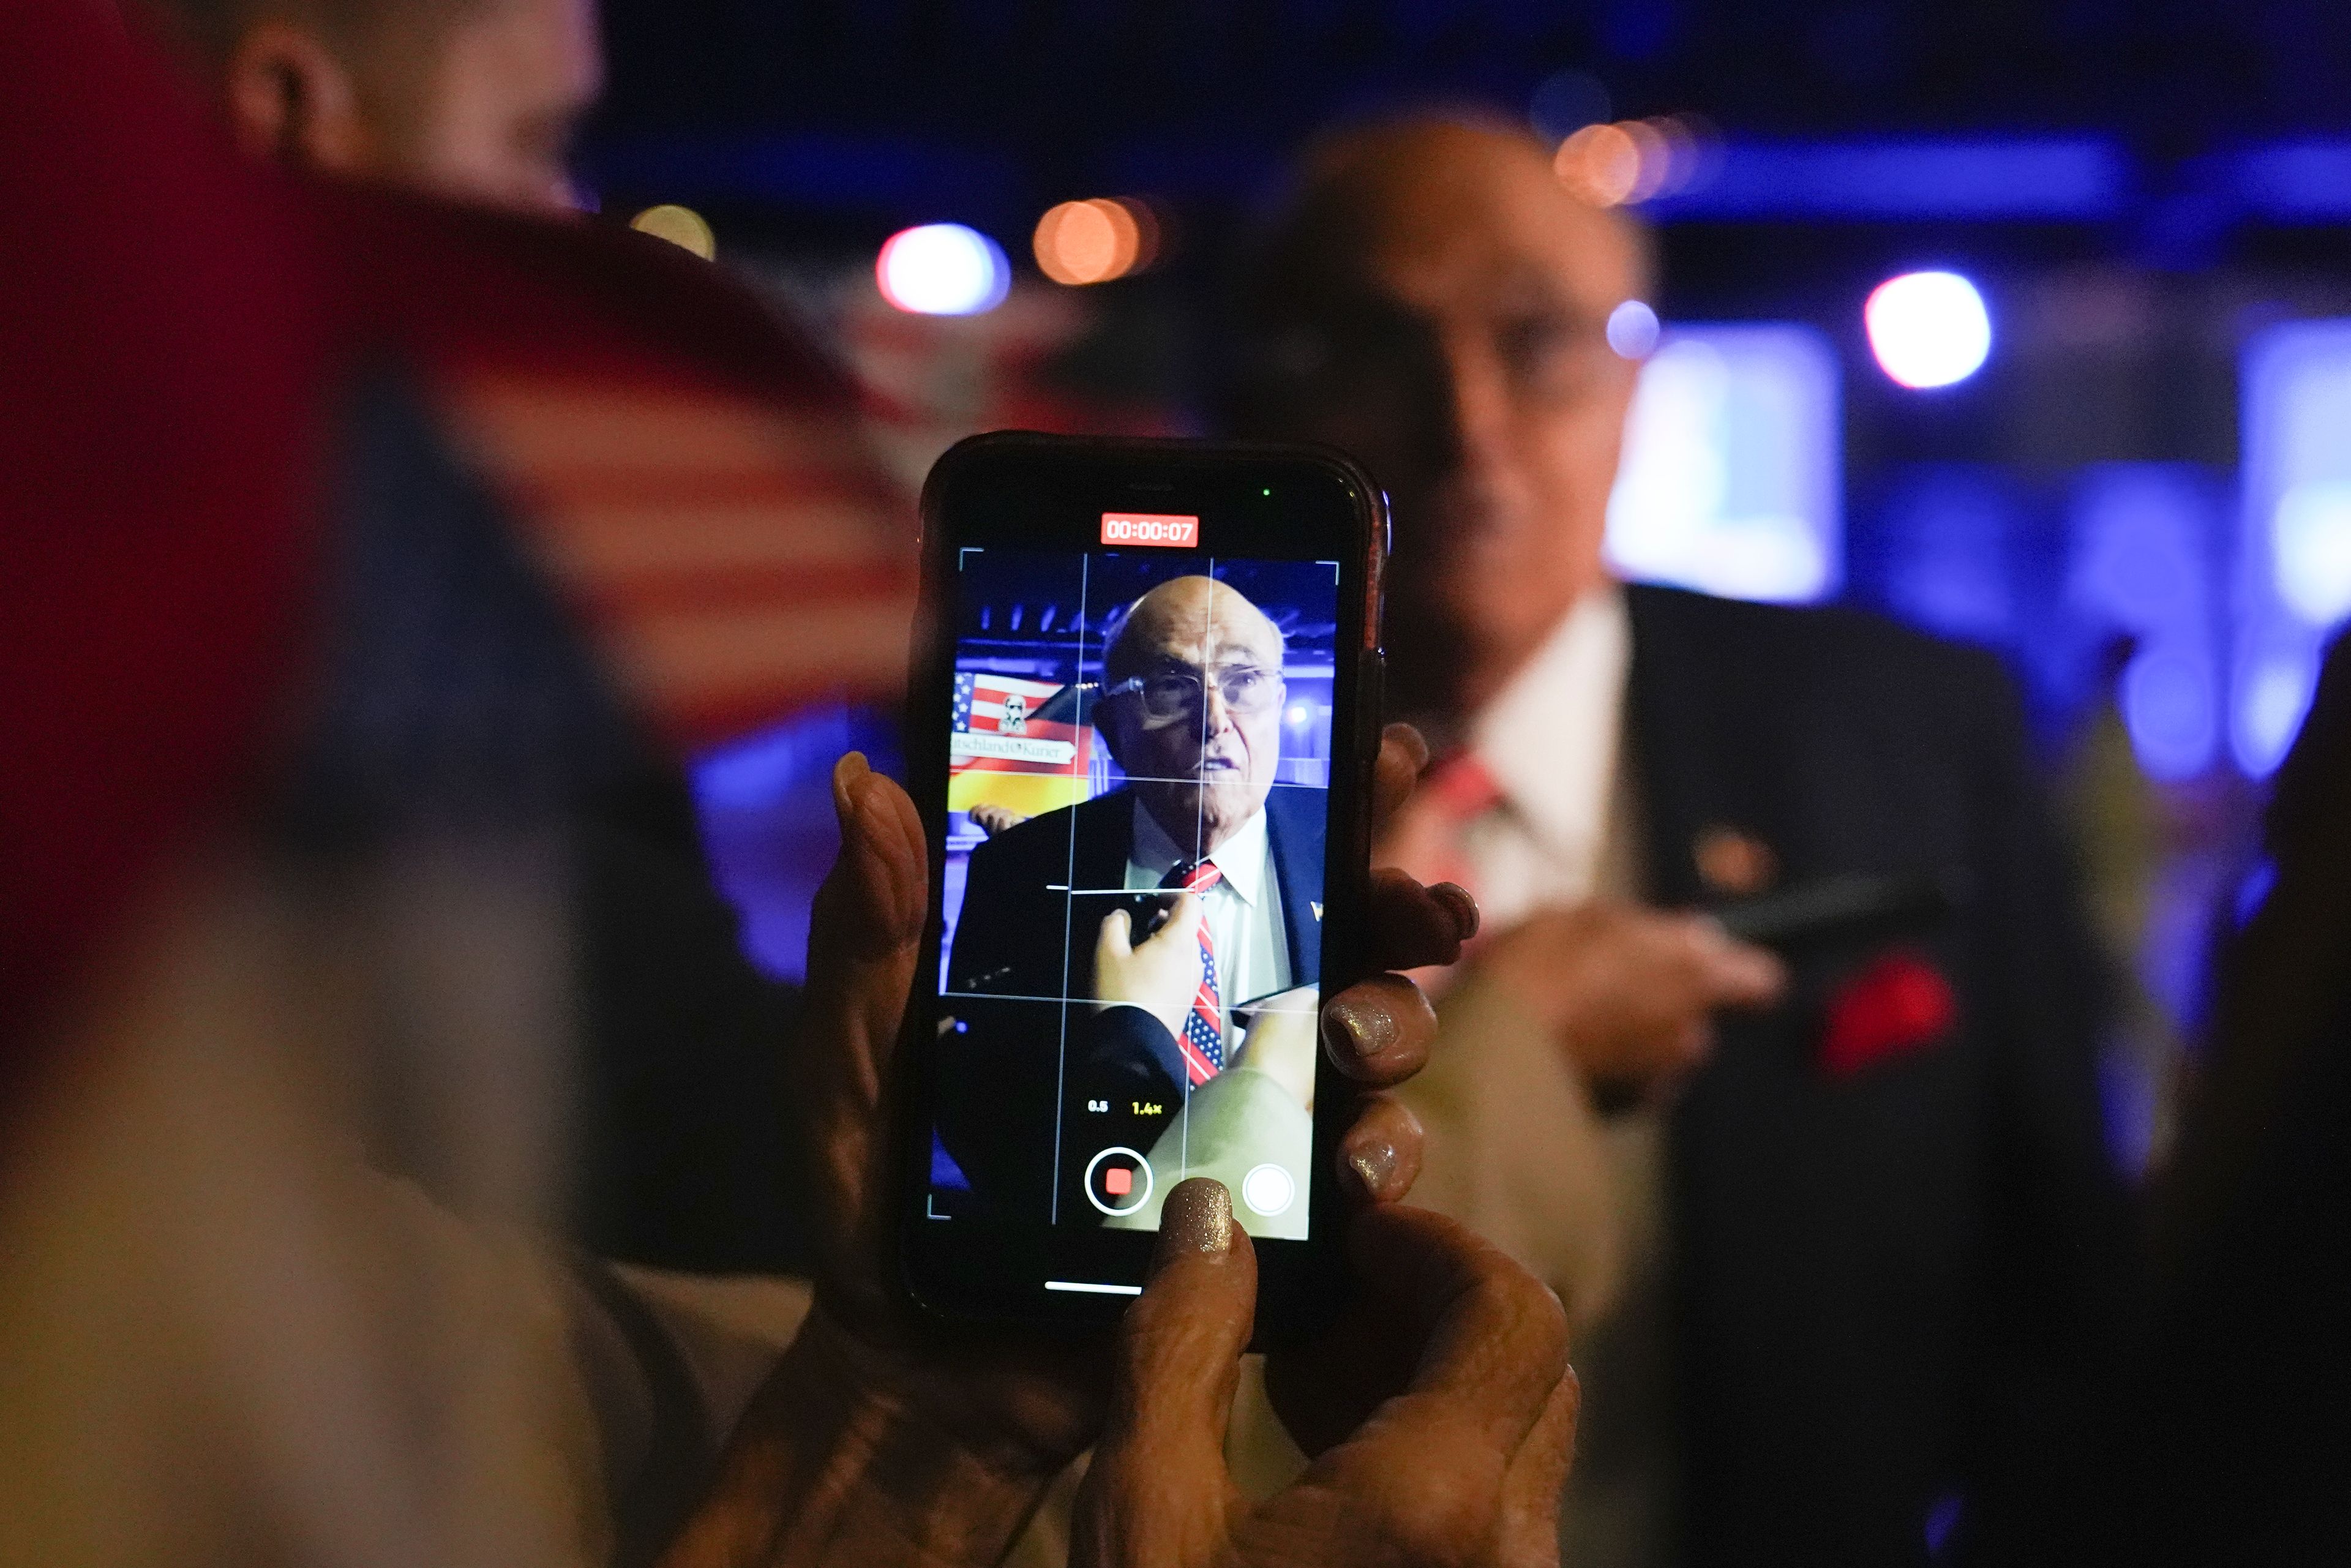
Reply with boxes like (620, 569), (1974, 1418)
(1382, 751), (1505, 899)
(1161, 858), (1224, 1085)
(1378, 752), (1504, 991)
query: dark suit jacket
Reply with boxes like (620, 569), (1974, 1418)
(1617, 585), (2133, 1567)
(937, 783), (1326, 1212)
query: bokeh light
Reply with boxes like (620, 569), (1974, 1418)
(1864, 271), (1993, 389)
(2123, 648), (2220, 781)
(1033, 197), (1158, 285)
(1556, 123), (1643, 206)
(2273, 481), (2351, 625)
(877, 223), (1010, 315)
(629, 203), (716, 260)
(1608, 299), (1662, 359)
(1619, 120), (1671, 202)
(1553, 117), (1714, 208)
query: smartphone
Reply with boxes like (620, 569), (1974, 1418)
(897, 431), (1386, 1341)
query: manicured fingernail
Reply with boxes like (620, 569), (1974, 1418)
(1346, 1138), (1400, 1200)
(1325, 996), (1399, 1061)
(1157, 1178), (1233, 1261)
(1430, 881), (1480, 942)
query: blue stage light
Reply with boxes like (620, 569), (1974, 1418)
(2067, 465), (2224, 780)
(877, 223), (1009, 316)
(2123, 650), (2220, 782)
(1865, 271), (1992, 389)
(2235, 321), (2351, 774)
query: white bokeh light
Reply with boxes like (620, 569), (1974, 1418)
(1865, 271), (1992, 389)
(876, 223), (1009, 316)
(1605, 326), (1841, 604)
(2273, 480), (2351, 625)
(1607, 299), (1662, 359)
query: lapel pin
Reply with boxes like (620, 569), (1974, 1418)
(1694, 825), (1777, 898)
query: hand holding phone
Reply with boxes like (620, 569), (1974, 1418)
(1071, 1191), (1577, 1568)
(672, 751), (1474, 1565)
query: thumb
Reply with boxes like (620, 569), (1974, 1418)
(1097, 907), (1134, 963)
(1159, 889), (1205, 948)
(1496, 1370), (1581, 1568)
(1074, 1180), (1254, 1568)
(801, 752), (928, 1283)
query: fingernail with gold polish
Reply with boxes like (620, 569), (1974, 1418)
(1327, 996), (1400, 1061)
(1346, 1138), (1400, 1201)
(1157, 1178), (1234, 1260)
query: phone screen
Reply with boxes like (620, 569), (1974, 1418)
(928, 542), (1343, 1245)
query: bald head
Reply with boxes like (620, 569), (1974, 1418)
(1247, 118), (1653, 334)
(1104, 576), (1283, 685)
(1234, 116), (1653, 730)
(1100, 576), (1288, 855)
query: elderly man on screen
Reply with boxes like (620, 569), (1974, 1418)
(940, 576), (1329, 1228)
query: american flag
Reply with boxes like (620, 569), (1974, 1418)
(347, 191), (921, 757)
(441, 367), (915, 752)
(948, 669), (1092, 819)
(954, 672), (1065, 736)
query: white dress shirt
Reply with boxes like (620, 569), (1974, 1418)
(1125, 797), (1291, 1056)
(1458, 585), (1633, 923)
(1432, 583), (1674, 1568)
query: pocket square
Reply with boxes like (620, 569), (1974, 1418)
(1821, 950), (1956, 1078)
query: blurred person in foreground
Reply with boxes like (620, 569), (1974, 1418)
(2025, 627), (2351, 1566)
(4, 9), (1577, 1567)
(1228, 114), (2132, 1566)
(141, 0), (599, 213)
(139, 0), (827, 1276)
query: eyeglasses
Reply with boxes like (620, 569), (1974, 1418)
(1101, 665), (1284, 724)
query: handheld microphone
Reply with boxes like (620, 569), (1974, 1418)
(1711, 869), (1960, 951)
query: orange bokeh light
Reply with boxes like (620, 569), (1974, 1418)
(1553, 117), (1716, 208)
(1034, 197), (1157, 285)
(1554, 122), (1643, 206)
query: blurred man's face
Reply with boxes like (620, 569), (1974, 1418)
(207, 0), (600, 213)
(408, 0), (600, 211)
(1101, 577), (1287, 856)
(1247, 126), (1644, 726)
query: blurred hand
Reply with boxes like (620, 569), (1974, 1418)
(1072, 1180), (1578, 1568)
(967, 802), (1028, 838)
(662, 728), (1476, 1566)
(1093, 893), (1207, 1038)
(1471, 900), (1785, 1097)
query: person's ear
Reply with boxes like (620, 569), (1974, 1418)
(221, 21), (373, 174)
(1096, 702), (1133, 774)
